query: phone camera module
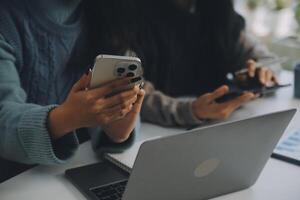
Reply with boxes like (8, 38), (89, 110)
(116, 67), (126, 77)
(117, 67), (126, 74)
(128, 64), (138, 71)
(126, 72), (135, 77)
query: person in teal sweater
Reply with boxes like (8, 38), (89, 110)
(0, 0), (145, 181)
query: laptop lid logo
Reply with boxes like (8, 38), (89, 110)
(194, 158), (221, 178)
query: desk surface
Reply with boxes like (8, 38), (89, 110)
(0, 71), (300, 200)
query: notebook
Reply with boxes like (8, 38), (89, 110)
(104, 137), (161, 173)
(272, 128), (300, 166)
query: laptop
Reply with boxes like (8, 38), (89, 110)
(65, 109), (296, 200)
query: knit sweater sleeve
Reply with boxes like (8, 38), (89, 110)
(141, 81), (203, 127)
(0, 34), (79, 165)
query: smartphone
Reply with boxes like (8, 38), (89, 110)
(215, 84), (291, 103)
(215, 91), (245, 103)
(90, 55), (144, 96)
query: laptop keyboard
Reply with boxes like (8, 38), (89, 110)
(90, 180), (128, 200)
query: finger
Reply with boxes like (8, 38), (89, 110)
(258, 68), (267, 85)
(207, 85), (229, 102)
(101, 95), (137, 115)
(214, 93), (255, 119)
(88, 77), (131, 99)
(131, 89), (146, 114)
(104, 103), (137, 122)
(272, 75), (279, 84)
(247, 60), (256, 78)
(108, 103), (134, 117)
(266, 69), (274, 86)
(201, 103), (233, 120)
(213, 107), (234, 120)
(207, 91), (257, 120)
(98, 112), (125, 125)
(95, 86), (140, 110)
(72, 70), (92, 92)
(226, 92), (256, 110)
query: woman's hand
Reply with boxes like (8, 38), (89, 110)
(243, 59), (278, 87)
(48, 72), (143, 141)
(102, 88), (145, 143)
(192, 85), (256, 120)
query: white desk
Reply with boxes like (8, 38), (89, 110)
(1, 71), (300, 200)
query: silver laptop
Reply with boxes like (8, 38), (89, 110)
(66, 109), (296, 200)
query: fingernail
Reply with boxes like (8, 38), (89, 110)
(139, 82), (145, 89)
(130, 77), (142, 83)
(266, 82), (274, 87)
(253, 92), (261, 97)
(85, 68), (92, 75)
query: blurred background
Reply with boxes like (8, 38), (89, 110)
(235, 0), (300, 70)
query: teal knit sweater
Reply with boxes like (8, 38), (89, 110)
(0, 0), (137, 167)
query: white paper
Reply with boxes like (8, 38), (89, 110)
(274, 129), (300, 160)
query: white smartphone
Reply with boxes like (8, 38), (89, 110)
(90, 55), (144, 95)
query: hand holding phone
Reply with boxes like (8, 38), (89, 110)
(230, 59), (286, 89)
(220, 58), (290, 103)
(49, 72), (143, 140)
(215, 84), (291, 103)
(192, 86), (255, 121)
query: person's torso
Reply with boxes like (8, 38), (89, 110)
(142, 17), (228, 97)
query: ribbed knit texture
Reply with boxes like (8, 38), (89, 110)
(18, 105), (79, 164)
(0, 0), (87, 105)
